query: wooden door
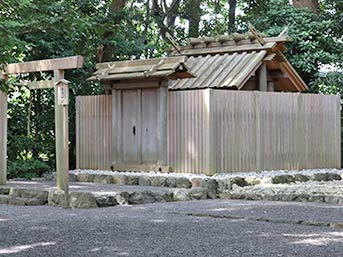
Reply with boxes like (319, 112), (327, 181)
(142, 89), (159, 163)
(122, 89), (141, 163)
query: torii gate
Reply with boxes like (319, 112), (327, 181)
(0, 56), (84, 194)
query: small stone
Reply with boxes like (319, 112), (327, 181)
(138, 176), (151, 186)
(20, 189), (48, 202)
(217, 179), (232, 194)
(189, 188), (207, 200)
(261, 177), (272, 184)
(126, 175), (138, 185)
(294, 193), (310, 202)
(327, 173), (342, 181)
(95, 194), (119, 207)
(76, 173), (94, 183)
(294, 174), (309, 183)
(8, 197), (27, 206)
(175, 178), (191, 188)
(271, 175), (295, 184)
(0, 195), (10, 204)
(166, 177), (177, 188)
(191, 178), (203, 188)
(48, 191), (67, 207)
(115, 192), (129, 205)
(277, 193), (296, 202)
(308, 195), (325, 203)
(76, 173), (90, 182)
(48, 190), (66, 207)
(128, 191), (163, 204)
(324, 195), (340, 204)
(70, 192), (98, 208)
(231, 177), (248, 187)
(69, 173), (77, 182)
(112, 174), (127, 185)
(173, 189), (190, 201)
(0, 188), (10, 195)
(313, 173), (329, 182)
(25, 198), (46, 206)
(9, 188), (21, 198)
(94, 175), (113, 184)
(245, 176), (261, 186)
(151, 176), (166, 187)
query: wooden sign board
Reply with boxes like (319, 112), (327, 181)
(57, 83), (69, 105)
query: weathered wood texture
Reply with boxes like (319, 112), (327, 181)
(169, 90), (340, 174)
(76, 95), (113, 170)
(168, 89), (212, 174)
(5, 56), (83, 74)
(76, 90), (340, 174)
(0, 92), (7, 184)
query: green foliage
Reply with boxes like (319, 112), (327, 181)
(238, 0), (343, 85)
(309, 71), (343, 95)
(1, 0), (342, 170)
(7, 159), (50, 179)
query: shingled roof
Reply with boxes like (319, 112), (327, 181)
(88, 56), (194, 82)
(169, 32), (308, 92)
(170, 51), (266, 90)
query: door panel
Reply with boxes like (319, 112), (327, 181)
(122, 90), (141, 163)
(142, 89), (159, 163)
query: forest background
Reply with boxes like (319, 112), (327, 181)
(0, 0), (342, 177)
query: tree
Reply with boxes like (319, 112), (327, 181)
(292, 0), (319, 12)
(228, 0), (237, 32)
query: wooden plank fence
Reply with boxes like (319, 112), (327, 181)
(77, 90), (341, 174)
(0, 92), (7, 184)
(76, 95), (112, 170)
(169, 90), (340, 174)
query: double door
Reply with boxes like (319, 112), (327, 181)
(122, 88), (159, 164)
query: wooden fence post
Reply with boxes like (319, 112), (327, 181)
(297, 93), (304, 170)
(255, 91), (262, 171)
(54, 70), (69, 199)
(0, 93), (7, 185)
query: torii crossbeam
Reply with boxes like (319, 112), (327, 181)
(0, 56), (84, 199)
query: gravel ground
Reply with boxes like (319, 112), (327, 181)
(1, 200), (343, 257)
(70, 168), (343, 179)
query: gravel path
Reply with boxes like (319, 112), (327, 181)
(1, 200), (343, 257)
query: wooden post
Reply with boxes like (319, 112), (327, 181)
(54, 70), (69, 205)
(267, 81), (275, 92)
(297, 93), (304, 170)
(258, 63), (267, 91)
(0, 92), (7, 185)
(255, 91), (262, 171)
(158, 84), (168, 166)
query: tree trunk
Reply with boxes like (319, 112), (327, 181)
(228, 0), (237, 33)
(292, 0), (319, 12)
(111, 0), (127, 12)
(185, 0), (202, 38)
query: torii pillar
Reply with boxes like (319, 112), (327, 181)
(0, 56), (83, 193)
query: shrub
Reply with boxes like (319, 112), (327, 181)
(7, 159), (50, 179)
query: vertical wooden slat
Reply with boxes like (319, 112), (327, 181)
(76, 95), (112, 170)
(0, 92), (7, 184)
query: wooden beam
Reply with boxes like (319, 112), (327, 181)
(170, 42), (276, 57)
(21, 80), (55, 90)
(278, 27), (289, 37)
(6, 56), (83, 74)
(248, 24), (265, 46)
(258, 63), (267, 91)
